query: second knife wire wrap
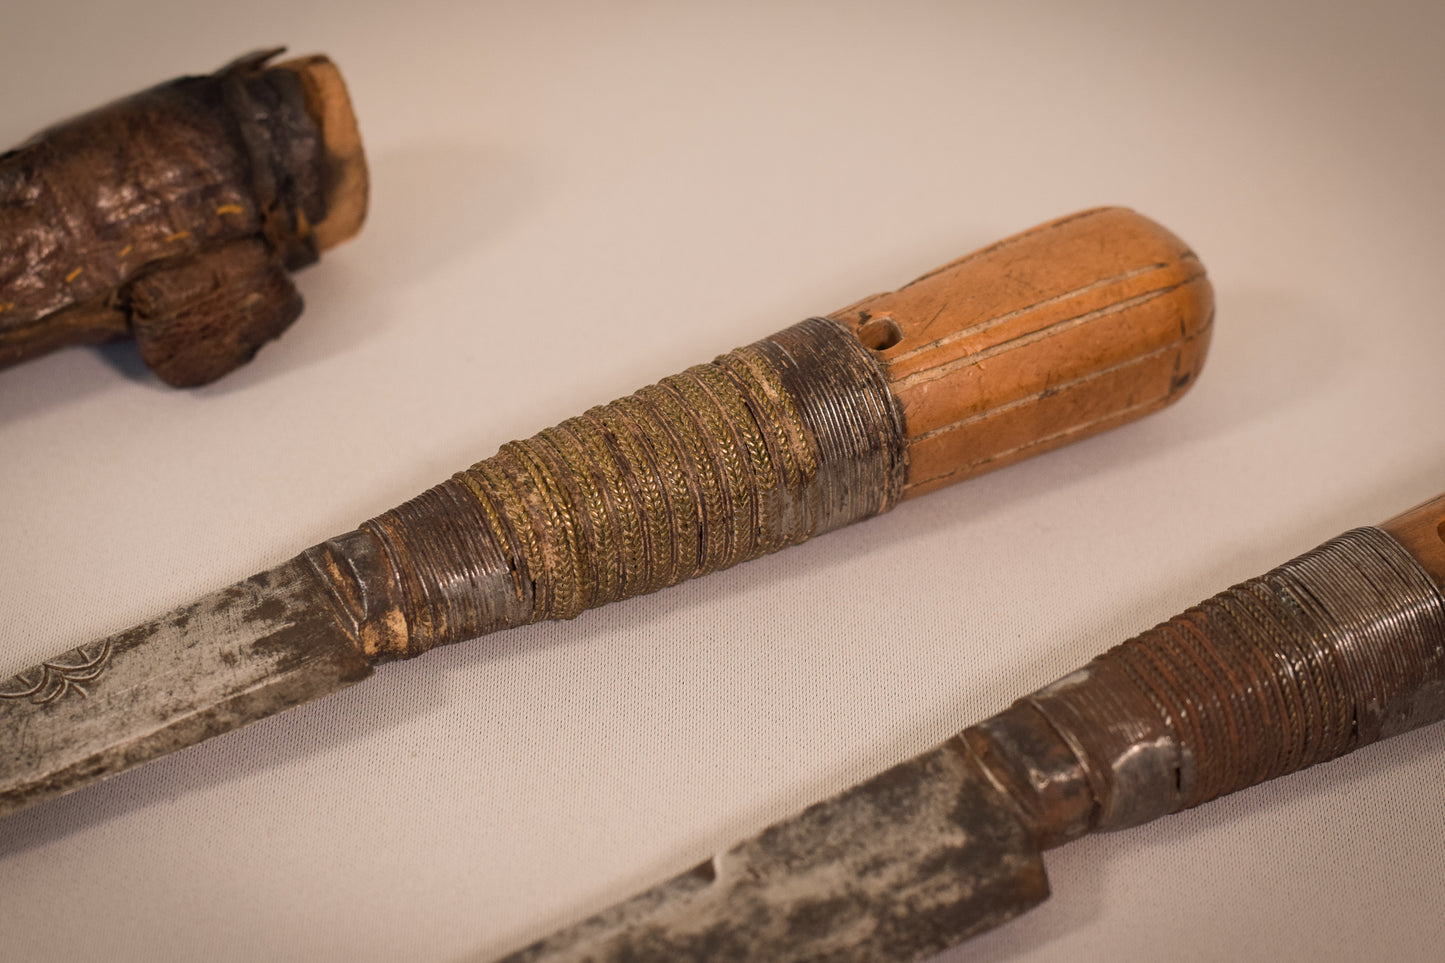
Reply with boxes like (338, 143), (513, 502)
(361, 318), (909, 658)
(1027, 525), (1445, 829)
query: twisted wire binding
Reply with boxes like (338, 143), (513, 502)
(1038, 526), (1445, 815)
(362, 318), (907, 656)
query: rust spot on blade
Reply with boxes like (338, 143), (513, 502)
(245, 595), (287, 625)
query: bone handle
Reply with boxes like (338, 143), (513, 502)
(830, 206), (1213, 498)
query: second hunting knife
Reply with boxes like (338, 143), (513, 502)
(0, 207), (1212, 817)
(499, 493), (1445, 962)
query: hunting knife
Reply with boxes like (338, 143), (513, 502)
(1, 207), (1211, 821)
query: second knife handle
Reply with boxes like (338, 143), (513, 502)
(969, 520), (1445, 846)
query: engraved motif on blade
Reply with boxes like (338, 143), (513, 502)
(0, 637), (114, 706)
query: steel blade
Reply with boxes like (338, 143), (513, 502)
(501, 739), (1050, 963)
(0, 555), (372, 817)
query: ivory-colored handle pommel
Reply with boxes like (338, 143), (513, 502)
(828, 207), (1214, 498)
(274, 54), (369, 252)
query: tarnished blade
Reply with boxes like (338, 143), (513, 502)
(0, 556), (371, 817)
(501, 739), (1049, 963)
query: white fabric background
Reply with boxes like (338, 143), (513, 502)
(2, 2), (1443, 960)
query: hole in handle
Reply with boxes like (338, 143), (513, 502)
(856, 316), (903, 351)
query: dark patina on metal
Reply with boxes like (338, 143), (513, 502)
(979, 526), (1445, 839)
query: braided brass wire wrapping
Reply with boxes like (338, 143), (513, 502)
(360, 318), (907, 658)
(1028, 526), (1445, 828)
